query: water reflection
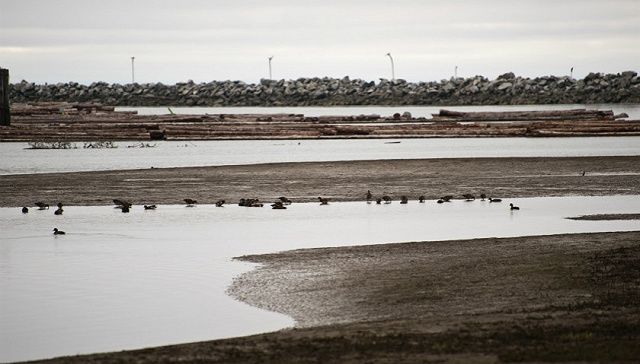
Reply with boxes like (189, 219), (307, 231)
(1, 195), (639, 362)
(2, 136), (640, 175)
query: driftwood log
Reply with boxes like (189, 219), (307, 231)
(0, 102), (638, 141)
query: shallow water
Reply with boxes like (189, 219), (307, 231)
(2, 136), (640, 175)
(1, 196), (640, 362)
(117, 104), (640, 119)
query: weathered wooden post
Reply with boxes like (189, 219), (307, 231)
(0, 68), (10, 126)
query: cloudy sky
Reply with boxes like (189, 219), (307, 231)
(1, 0), (638, 84)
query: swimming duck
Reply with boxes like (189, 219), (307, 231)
(54, 203), (63, 215)
(366, 190), (372, 201)
(418, 195), (426, 203)
(382, 195), (392, 204)
(480, 193), (487, 201)
(510, 203), (520, 210)
(318, 197), (329, 205)
(489, 198), (502, 203)
(462, 194), (475, 201)
(22, 207), (29, 214)
(144, 205), (157, 210)
(437, 199), (445, 204)
(184, 198), (198, 207)
(53, 228), (65, 235)
(35, 202), (49, 210)
(215, 200), (225, 207)
(400, 196), (408, 204)
(121, 205), (130, 213)
(376, 198), (382, 204)
(440, 195), (453, 202)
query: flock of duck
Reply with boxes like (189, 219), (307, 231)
(22, 191), (520, 235)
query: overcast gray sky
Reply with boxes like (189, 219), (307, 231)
(1, 0), (638, 84)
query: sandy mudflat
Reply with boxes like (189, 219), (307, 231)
(32, 231), (640, 363)
(2, 156), (640, 207)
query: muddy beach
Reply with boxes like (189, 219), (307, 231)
(30, 231), (640, 363)
(2, 156), (640, 208)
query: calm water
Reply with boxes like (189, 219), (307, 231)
(2, 136), (640, 175)
(2, 196), (640, 362)
(117, 104), (640, 119)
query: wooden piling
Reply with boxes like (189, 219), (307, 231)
(0, 68), (10, 126)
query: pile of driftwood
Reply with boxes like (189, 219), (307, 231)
(432, 109), (629, 122)
(0, 103), (638, 141)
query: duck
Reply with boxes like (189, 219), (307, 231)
(54, 203), (63, 215)
(489, 198), (502, 203)
(382, 195), (392, 204)
(53, 228), (65, 235)
(278, 197), (292, 205)
(400, 196), (408, 204)
(366, 190), (372, 201)
(113, 199), (132, 209)
(144, 205), (157, 210)
(121, 205), (130, 213)
(510, 203), (520, 210)
(376, 198), (382, 204)
(480, 193), (487, 201)
(437, 199), (445, 204)
(35, 202), (49, 210)
(22, 207), (29, 214)
(271, 201), (287, 210)
(418, 195), (426, 203)
(184, 198), (198, 207)
(318, 197), (329, 205)
(440, 195), (453, 202)
(462, 194), (475, 201)
(215, 200), (225, 207)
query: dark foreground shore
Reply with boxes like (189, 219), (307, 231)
(2, 156), (640, 207)
(32, 231), (640, 363)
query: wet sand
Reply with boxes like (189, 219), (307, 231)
(2, 156), (640, 207)
(32, 231), (640, 363)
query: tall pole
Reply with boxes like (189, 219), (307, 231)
(386, 52), (395, 81)
(131, 56), (135, 83)
(268, 56), (273, 80)
(0, 68), (10, 126)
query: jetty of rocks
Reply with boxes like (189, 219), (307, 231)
(8, 72), (640, 107)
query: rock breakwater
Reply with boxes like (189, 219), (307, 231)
(8, 72), (640, 106)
